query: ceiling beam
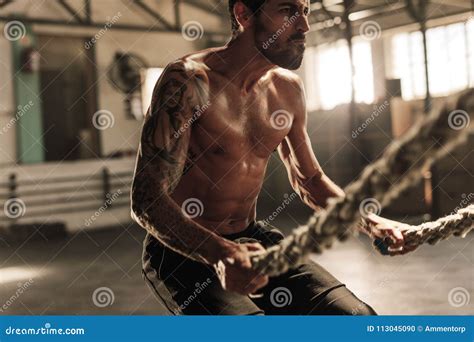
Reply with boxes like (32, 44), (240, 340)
(0, 15), (225, 36)
(181, 0), (222, 18)
(348, 1), (406, 21)
(0, 0), (14, 9)
(174, 0), (181, 29)
(56, 0), (84, 23)
(133, 0), (174, 30)
(429, 0), (472, 10)
(84, 0), (91, 24)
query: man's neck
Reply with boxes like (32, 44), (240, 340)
(210, 35), (276, 94)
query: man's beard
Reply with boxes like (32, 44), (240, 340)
(255, 20), (305, 70)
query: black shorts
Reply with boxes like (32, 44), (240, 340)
(142, 220), (377, 315)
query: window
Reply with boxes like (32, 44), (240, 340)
(304, 39), (374, 110)
(141, 67), (164, 116)
(467, 18), (474, 88)
(390, 19), (474, 100)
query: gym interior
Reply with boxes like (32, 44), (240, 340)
(0, 0), (472, 315)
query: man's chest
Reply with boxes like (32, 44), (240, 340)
(192, 85), (295, 157)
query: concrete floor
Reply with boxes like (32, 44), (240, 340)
(0, 219), (472, 315)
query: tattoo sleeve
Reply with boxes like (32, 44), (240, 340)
(130, 62), (232, 265)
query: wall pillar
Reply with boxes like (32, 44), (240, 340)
(11, 24), (44, 164)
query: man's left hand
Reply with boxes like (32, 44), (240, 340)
(361, 213), (418, 256)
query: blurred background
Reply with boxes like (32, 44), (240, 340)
(0, 0), (472, 315)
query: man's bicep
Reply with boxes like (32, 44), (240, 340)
(283, 115), (324, 180)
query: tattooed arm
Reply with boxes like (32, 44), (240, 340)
(130, 62), (238, 265)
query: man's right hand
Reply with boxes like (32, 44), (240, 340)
(214, 242), (269, 295)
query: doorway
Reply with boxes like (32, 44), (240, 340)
(38, 35), (100, 161)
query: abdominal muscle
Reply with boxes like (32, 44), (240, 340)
(170, 153), (269, 235)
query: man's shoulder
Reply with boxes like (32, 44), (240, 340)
(163, 57), (204, 78)
(269, 68), (304, 92)
(164, 52), (211, 80)
(269, 69), (306, 119)
(268, 68), (305, 101)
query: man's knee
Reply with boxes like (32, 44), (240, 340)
(350, 302), (378, 316)
(315, 285), (378, 315)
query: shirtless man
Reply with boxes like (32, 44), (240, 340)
(131, 0), (413, 315)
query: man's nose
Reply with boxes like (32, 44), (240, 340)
(295, 13), (310, 34)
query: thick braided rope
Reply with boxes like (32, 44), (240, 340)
(401, 204), (473, 247)
(250, 90), (474, 276)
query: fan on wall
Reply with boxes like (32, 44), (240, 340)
(107, 52), (148, 120)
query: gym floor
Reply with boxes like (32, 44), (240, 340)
(1, 217), (471, 315)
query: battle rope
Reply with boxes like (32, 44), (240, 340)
(396, 204), (472, 245)
(371, 204), (473, 254)
(250, 89), (473, 276)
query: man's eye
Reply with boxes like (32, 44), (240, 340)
(280, 8), (291, 13)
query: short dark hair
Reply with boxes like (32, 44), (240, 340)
(228, 0), (266, 35)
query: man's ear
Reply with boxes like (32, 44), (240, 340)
(233, 1), (253, 31)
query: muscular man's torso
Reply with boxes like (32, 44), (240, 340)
(169, 50), (301, 235)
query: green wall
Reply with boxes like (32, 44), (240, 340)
(11, 25), (44, 164)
